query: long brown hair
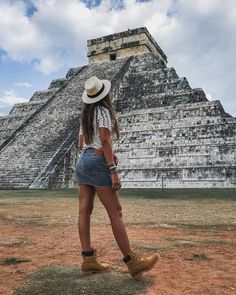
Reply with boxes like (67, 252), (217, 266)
(81, 93), (120, 144)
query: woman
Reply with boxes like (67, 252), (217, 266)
(76, 76), (159, 278)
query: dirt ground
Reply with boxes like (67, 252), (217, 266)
(0, 219), (235, 295)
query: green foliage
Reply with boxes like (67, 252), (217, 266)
(0, 257), (31, 265)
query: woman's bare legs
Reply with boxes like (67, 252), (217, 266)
(78, 184), (96, 252)
(95, 187), (131, 257)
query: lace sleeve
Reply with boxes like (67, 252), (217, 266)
(97, 106), (112, 132)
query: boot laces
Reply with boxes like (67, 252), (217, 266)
(130, 251), (142, 264)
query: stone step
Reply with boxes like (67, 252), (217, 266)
(0, 115), (27, 130)
(127, 73), (180, 85)
(29, 88), (59, 102)
(66, 67), (83, 78)
(116, 89), (208, 112)
(117, 100), (228, 118)
(0, 57), (129, 188)
(114, 135), (236, 150)
(120, 79), (190, 94)
(130, 54), (165, 71)
(9, 101), (44, 116)
(48, 78), (68, 89)
(119, 115), (234, 128)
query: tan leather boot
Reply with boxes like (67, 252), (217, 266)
(81, 248), (109, 275)
(125, 250), (160, 278)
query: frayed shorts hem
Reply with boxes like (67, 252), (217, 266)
(76, 148), (112, 188)
(78, 183), (112, 188)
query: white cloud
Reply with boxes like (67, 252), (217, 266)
(0, 0), (175, 74)
(14, 82), (32, 88)
(206, 93), (214, 101)
(0, 0), (235, 116)
(0, 89), (28, 108)
(0, 1), (48, 61)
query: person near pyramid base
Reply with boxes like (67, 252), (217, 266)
(76, 76), (160, 278)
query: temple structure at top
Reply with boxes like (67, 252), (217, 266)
(87, 27), (167, 64)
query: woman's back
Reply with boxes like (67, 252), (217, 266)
(80, 105), (112, 150)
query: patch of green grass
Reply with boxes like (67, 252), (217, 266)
(125, 221), (158, 226)
(134, 239), (196, 254)
(200, 238), (235, 247)
(14, 265), (152, 295)
(135, 243), (170, 253)
(120, 188), (236, 200)
(21, 218), (47, 227)
(134, 236), (235, 255)
(0, 257), (31, 265)
(0, 188), (236, 200)
(0, 213), (49, 227)
(0, 188), (77, 199)
(0, 213), (9, 220)
(187, 253), (209, 261)
(166, 237), (197, 247)
(0, 202), (12, 206)
(165, 236), (235, 248)
(0, 237), (30, 247)
(168, 223), (236, 231)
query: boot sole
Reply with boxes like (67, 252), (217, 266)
(132, 254), (160, 279)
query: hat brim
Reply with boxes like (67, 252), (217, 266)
(82, 80), (111, 104)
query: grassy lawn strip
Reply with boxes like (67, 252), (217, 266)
(0, 257), (31, 265)
(0, 189), (235, 228)
(0, 236), (30, 247)
(120, 188), (236, 200)
(0, 188), (236, 200)
(14, 265), (151, 295)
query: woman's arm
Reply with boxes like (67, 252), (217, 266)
(79, 134), (85, 150)
(99, 127), (121, 191)
(99, 128), (114, 164)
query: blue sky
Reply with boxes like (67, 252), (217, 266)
(0, 0), (236, 117)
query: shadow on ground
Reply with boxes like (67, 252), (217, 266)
(14, 265), (152, 295)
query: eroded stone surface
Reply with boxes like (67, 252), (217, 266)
(0, 27), (235, 188)
(0, 58), (130, 188)
(87, 27), (167, 65)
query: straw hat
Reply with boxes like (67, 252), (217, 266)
(82, 76), (111, 104)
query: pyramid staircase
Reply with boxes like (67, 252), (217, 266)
(0, 50), (235, 188)
(112, 53), (236, 187)
(0, 57), (133, 188)
(0, 68), (80, 146)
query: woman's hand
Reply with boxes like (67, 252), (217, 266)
(111, 172), (121, 191)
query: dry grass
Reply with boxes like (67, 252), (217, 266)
(0, 236), (30, 248)
(0, 189), (235, 295)
(0, 257), (31, 265)
(0, 189), (235, 230)
(13, 265), (151, 295)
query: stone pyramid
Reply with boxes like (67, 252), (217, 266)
(0, 27), (235, 189)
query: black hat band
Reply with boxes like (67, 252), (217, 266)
(87, 83), (105, 98)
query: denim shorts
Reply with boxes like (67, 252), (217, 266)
(76, 147), (112, 187)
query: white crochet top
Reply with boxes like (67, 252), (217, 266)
(79, 106), (112, 149)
